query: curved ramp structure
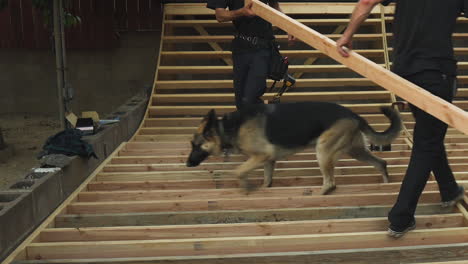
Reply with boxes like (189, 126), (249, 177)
(3, 2), (468, 263)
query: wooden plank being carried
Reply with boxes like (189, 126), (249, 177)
(247, 0), (468, 134)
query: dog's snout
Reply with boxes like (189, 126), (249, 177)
(186, 150), (209, 168)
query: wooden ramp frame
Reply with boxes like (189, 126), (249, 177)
(3, 2), (468, 264)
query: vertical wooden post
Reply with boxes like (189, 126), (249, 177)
(53, 0), (67, 130)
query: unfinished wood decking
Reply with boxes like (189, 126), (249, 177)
(4, 2), (468, 264)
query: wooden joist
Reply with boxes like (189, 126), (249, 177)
(14, 244), (468, 264)
(160, 48), (468, 59)
(160, 49), (385, 59)
(164, 18), (386, 27)
(38, 214), (465, 242)
(54, 203), (456, 229)
(164, 3), (395, 16)
(153, 91), (391, 104)
(163, 33), (387, 43)
(77, 182), (446, 202)
(154, 77), (468, 90)
(24, 228), (468, 260)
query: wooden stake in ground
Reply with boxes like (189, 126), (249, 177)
(246, 0), (468, 135)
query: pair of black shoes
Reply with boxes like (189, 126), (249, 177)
(387, 186), (465, 238)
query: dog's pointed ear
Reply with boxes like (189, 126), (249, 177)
(203, 109), (218, 137)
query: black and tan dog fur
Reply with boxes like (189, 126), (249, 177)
(187, 102), (402, 195)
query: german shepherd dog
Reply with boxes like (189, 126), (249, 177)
(187, 102), (402, 194)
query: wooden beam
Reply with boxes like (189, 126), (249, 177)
(164, 3), (395, 16)
(163, 34), (387, 43)
(54, 203), (453, 228)
(247, 0), (468, 134)
(152, 91), (391, 104)
(101, 160), (413, 173)
(147, 104), (392, 116)
(157, 64), (383, 74)
(162, 33), (468, 43)
(110, 151), (468, 165)
(66, 192), (442, 214)
(25, 228), (468, 260)
(13, 243), (468, 264)
(154, 78), (376, 89)
(164, 18), (385, 27)
(92, 171), (409, 184)
(86, 174), (468, 192)
(141, 112), (415, 127)
(39, 214), (463, 242)
(78, 182), (443, 202)
(160, 49), (385, 59)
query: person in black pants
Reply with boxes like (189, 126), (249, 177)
(336, 0), (466, 238)
(207, 0), (294, 109)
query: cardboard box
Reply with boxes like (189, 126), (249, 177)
(66, 111), (100, 135)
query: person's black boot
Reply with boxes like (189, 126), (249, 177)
(441, 185), (465, 208)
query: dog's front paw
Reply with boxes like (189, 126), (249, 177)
(239, 179), (258, 195)
(320, 185), (336, 195)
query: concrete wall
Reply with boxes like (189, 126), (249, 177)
(0, 31), (161, 116)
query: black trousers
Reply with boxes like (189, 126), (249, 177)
(232, 48), (271, 109)
(388, 70), (460, 228)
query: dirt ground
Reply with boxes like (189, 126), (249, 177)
(0, 114), (61, 191)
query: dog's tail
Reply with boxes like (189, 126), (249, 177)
(359, 106), (402, 146)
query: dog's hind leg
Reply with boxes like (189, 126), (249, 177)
(316, 147), (340, 195)
(316, 120), (358, 195)
(348, 136), (389, 183)
(234, 155), (268, 193)
(262, 160), (276, 188)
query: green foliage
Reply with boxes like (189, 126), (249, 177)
(0, 0), (81, 27)
(33, 0), (81, 27)
(0, 0), (8, 10)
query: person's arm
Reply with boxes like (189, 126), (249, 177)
(270, 1), (296, 46)
(336, 0), (384, 57)
(214, 2), (255, 22)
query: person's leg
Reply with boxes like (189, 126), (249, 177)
(431, 75), (462, 202)
(232, 51), (252, 109)
(388, 71), (459, 233)
(388, 103), (431, 230)
(241, 48), (271, 106)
